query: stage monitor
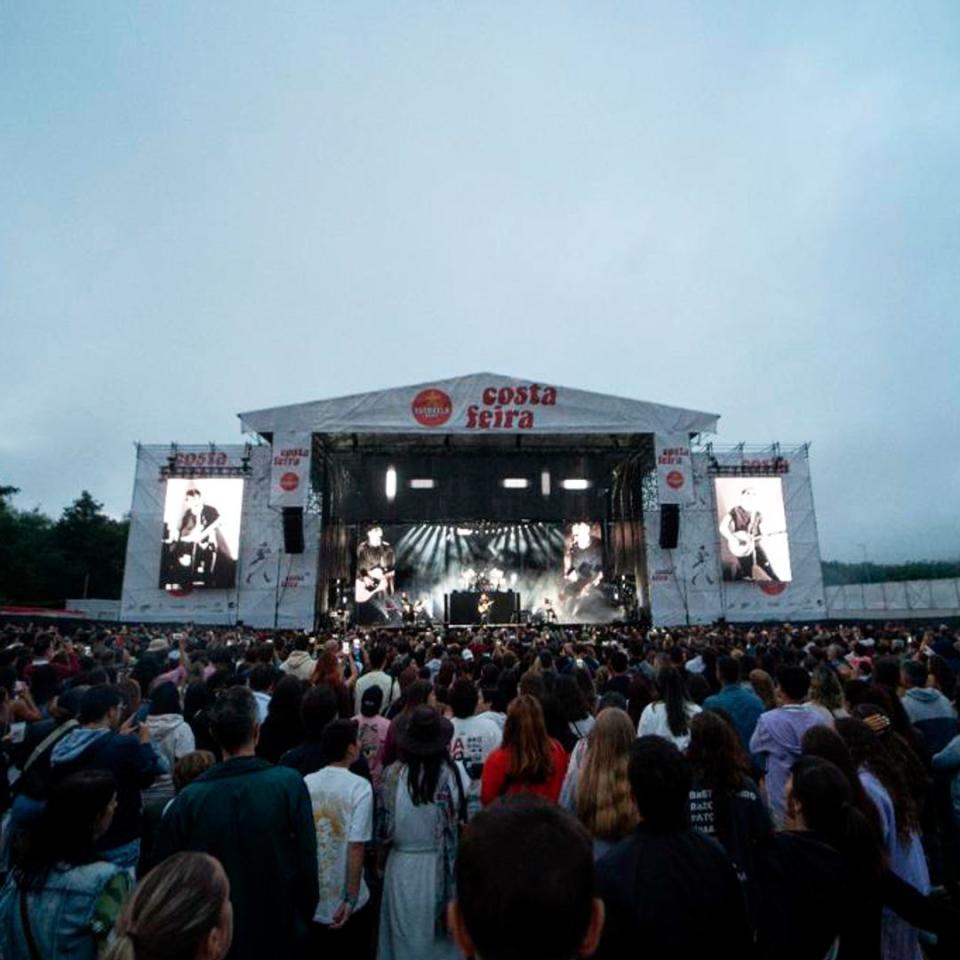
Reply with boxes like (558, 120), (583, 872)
(159, 478), (243, 590)
(714, 478), (791, 583)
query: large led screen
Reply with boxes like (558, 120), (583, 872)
(160, 479), (243, 590)
(714, 478), (791, 583)
(350, 520), (627, 625)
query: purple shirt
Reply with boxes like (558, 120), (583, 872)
(749, 704), (826, 825)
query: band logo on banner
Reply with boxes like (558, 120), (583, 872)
(269, 434), (311, 508)
(654, 435), (694, 505)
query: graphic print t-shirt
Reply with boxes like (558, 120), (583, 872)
(450, 715), (502, 817)
(304, 765), (374, 924)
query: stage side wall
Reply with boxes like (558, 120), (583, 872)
(646, 447), (826, 624)
(120, 444), (318, 628)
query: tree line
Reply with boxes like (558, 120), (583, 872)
(0, 486), (129, 606)
(1, 484), (957, 605)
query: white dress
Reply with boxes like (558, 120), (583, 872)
(378, 767), (460, 960)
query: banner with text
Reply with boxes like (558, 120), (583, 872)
(269, 434), (312, 508)
(655, 434), (694, 505)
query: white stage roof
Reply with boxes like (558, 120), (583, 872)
(239, 373), (719, 438)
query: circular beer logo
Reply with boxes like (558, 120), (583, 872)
(759, 582), (787, 596)
(412, 388), (452, 427)
(280, 472), (299, 492)
(666, 470), (684, 490)
(167, 585), (193, 598)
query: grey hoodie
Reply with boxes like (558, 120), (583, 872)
(902, 687), (956, 724)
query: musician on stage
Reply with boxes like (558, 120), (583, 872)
(477, 592), (492, 626)
(719, 487), (782, 582)
(162, 487), (235, 588)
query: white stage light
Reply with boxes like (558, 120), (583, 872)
(385, 467), (397, 501)
(502, 478), (529, 489)
(541, 471), (551, 495)
(561, 478), (590, 490)
(409, 479), (435, 489)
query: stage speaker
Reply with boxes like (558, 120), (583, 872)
(659, 504), (680, 550)
(282, 507), (304, 554)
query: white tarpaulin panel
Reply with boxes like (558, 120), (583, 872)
(120, 445), (318, 628)
(647, 446), (827, 624)
(268, 433), (312, 508)
(239, 373), (719, 437)
(655, 434), (695, 505)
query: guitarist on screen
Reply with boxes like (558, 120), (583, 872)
(355, 525), (396, 604)
(719, 487), (782, 582)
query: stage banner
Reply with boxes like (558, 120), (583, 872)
(654, 434), (694, 505)
(269, 434), (311, 508)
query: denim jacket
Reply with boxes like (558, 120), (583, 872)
(0, 860), (122, 960)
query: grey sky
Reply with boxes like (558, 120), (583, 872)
(2, 2), (958, 563)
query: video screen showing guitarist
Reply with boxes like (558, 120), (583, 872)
(161, 487), (237, 589)
(561, 522), (606, 618)
(355, 525), (396, 609)
(719, 486), (782, 582)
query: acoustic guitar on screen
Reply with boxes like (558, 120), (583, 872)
(723, 529), (788, 558)
(355, 566), (395, 603)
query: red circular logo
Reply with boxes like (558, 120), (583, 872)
(411, 388), (452, 427)
(666, 470), (684, 490)
(167, 585), (193, 598)
(279, 472), (299, 492)
(759, 582), (787, 595)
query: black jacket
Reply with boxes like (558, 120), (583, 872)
(595, 824), (752, 960)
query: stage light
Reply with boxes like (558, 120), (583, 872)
(502, 478), (529, 489)
(561, 478), (591, 490)
(385, 467), (397, 501)
(409, 479), (436, 490)
(541, 471), (551, 496)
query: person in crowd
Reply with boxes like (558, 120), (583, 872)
(380, 678), (436, 768)
(184, 679), (220, 759)
(144, 681), (196, 787)
(594, 736), (752, 959)
(156, 686), (318, 960)
(749, 668), (777, 710)
(753, 756), (885, 960)
(807, 663), (848, 724)
(556, 673), (595, 741)
(750, 665), (827, 826)
(247, 663), (276, 724)
(449, 797), (604, 960)
(312, 647), (355, 718)
(475, 686), (507, 731)
(900, 658), (958, 757)
(571, 707), (638, 858)
(48, 685), (163, 869)
(355, 685), (390, 787)
(378, 705), (465, 960)
(636, 664), (701, 750)
(702, 655), (765, 750)
(687, 710), (769, 918)
(354, 643), (398, 714)
(22, 633), (80, 684)
(481, 695), (568, 804)
(304, 719), (374, 957)
(280, 634), (317, 682)
(0, 771), (130, 960)
(255, 674), (305, 764)
(448, 678), (502, 818)
(837, 716), (931, 960)
(105, 851), (232, 960)
(560, 693), (627, 810)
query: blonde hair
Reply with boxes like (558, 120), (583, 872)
(575, 708), (638, 842)
(104, 852), (228, 960)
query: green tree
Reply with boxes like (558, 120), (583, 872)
(54, 491), (129, 600)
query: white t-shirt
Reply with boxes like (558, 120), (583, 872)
(304, 765), (374, 924)
(637, 701), (702, 751)
(353, 670), (397, 715)
(450, 715), (502, 816)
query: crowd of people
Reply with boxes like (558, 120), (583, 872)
(1, 616), (960, 959)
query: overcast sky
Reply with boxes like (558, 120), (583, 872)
(2, 2), (958, 563)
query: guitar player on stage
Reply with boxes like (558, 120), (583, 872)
(719, 487), (782, 582)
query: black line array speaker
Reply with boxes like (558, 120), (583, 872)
(282, 507), (305, 554)
(658, 504), (680, 550)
